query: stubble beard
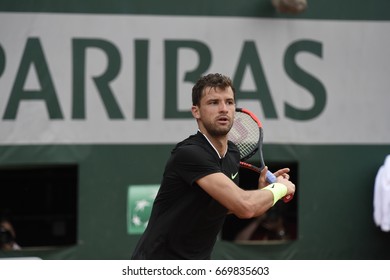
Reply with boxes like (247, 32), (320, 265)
(204, 120), (233, 138)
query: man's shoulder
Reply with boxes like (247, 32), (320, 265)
(174, 132), (208, 151)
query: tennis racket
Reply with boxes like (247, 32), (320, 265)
(228, 108), (293, 203)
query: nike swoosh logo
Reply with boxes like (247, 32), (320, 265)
(231, 172), (238, 180)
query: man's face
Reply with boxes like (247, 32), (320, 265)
(192, 86), (236, 137)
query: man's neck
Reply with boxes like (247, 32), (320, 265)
(198, 130), (228, 159)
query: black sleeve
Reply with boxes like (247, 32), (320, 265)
(172, 145), (221, 187)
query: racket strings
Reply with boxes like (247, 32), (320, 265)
(228, 112), (260, 160)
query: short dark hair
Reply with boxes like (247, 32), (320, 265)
(192, 73), (235, 106)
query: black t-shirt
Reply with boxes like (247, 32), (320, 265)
(131, 131), (240, 259)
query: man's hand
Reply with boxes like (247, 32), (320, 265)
(258, 166), (290, 188)
(258, 166), (295, 200)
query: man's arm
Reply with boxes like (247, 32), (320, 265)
(196, 172), (295, 219)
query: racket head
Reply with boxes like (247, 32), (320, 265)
(228, 108), (266, 168)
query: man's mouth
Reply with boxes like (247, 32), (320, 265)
(217, 116), (230, 124)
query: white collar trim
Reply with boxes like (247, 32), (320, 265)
(198, 129), (227, 159)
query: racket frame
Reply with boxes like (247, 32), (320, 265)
(230, 108), (293, 203)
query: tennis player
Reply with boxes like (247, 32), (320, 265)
(131, 73), (295, 259)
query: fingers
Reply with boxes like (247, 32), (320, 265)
(258, 166), (268, 189)
(278, 177), (295, 194)
(260, 166), (293, 189)
(273, 167), (290, 178)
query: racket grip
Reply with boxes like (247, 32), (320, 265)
(266, 170), (277, 183)
(266, 170), (293, 203)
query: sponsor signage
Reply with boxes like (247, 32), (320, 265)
(1, 13), (389, 144)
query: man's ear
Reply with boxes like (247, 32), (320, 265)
(191, 105), (200, 119)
